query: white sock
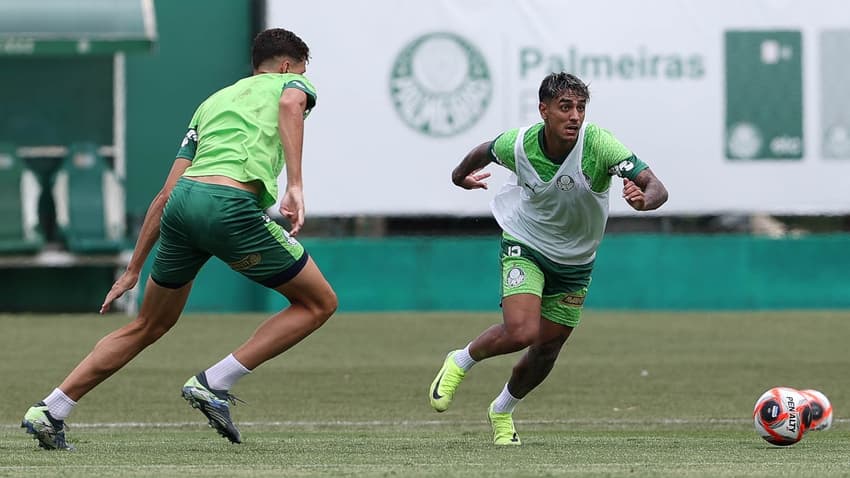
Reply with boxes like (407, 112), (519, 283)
(43, 388), (76, 421)
(491, 383), (521, 414)
(452, 344), (478, 371)
(204, 354), (251, 391)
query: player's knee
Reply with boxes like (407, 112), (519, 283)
(536, 341), (565, 362)
(315, 289), (338, 322)
(296, 288), (337, 326)
(504, 323), (538, 348)
(124, 315), (174, 346)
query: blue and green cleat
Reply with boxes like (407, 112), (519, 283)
(21, 402), (74, 450)
(429, 351), (467, 412)
(182, 373), (243, 443)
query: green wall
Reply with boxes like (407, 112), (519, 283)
(125, 0), (253, 222)
(0, 267), (115, 313)
(138, 234), (850, 313)
(0, 57), (113, 147)
(4, 233), (843, 313)
(0, 0), (254, 313)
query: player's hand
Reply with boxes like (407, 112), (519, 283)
(280, 187), (305, 236)
(623, 178), (647, 210)
(459, 169), (491, 190)
(100, 270), (140, 314)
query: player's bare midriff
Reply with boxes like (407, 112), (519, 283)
(185, 175), (262, 196)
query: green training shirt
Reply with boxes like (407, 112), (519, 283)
(177, 73), (317, 209)
(490, 122), (647, 193)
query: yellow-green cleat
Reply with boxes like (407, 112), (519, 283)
(429, 351), (466, 412)
(488, 402), (521, 446)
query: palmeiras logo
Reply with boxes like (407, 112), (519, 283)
(556, 175), (575, 191)
(389, 32), (492, 137)
(505, 267), (526, 288)
(727, 122), (763, 159)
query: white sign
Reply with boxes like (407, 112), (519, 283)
(267, 0), (850, 216)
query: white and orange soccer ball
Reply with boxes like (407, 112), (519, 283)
(800, 389), (833, 432)
(753, 387), (812, 446)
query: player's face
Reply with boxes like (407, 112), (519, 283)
(539, 91), (586, 143)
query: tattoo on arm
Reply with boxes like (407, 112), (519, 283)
(633, 168), (669, 211)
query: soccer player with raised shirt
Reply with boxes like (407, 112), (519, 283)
(21, 28), (338, 450)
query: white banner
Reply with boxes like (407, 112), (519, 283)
(267, 0), (850, 216)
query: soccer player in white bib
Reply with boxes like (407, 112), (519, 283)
(428, 72), (668, 445)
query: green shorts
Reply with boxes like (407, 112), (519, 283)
(151, 178), (307, 289)
(501, 233), (594, 328)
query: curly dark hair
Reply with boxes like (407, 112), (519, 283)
(538, 72), (590, 103)
(251, 28), (310, 70)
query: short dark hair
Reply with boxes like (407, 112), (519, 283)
(251, 28), (310, 70)
(538, 72), (590, 103)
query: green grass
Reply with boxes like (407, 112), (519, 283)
(2, 311), (849, 477)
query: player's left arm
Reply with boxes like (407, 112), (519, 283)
(595, 124), (668, 211)
(622, 168), (668, 211)
(278, 86), (309, 235)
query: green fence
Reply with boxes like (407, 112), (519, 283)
(2, 234), (847, 313)
(142, 234), (850, 313)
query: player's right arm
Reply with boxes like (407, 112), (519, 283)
(100, 158), (191, 314)
(451, 141), (494, 190)
(451, 129), (520, 190)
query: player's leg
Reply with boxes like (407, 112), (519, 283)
(23, 281), (197, 450)
(505, 279), (588, 400)
(429, 235), (544, 412)
(469, 293), (543, 359)
(181, 256), (336, 444)
(506, 318), (573, 398)
(233, 256), (337, 369)
(180, 186), (337, 443)
(487, 261), (591, 445)
(487, 316), (573, 446)
(23, 182), (206, 450)
(59, 280), (193, 401)
(181, 260), (336, 444)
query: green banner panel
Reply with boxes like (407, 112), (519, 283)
(820, 30), (850, 159)
(725, 30), (803, 160)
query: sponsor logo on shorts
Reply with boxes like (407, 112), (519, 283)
(229, 253), (262, 271)
(505, 267), (526, 288)
(281, 228), (298, 245)
(560, 293), (586, 306)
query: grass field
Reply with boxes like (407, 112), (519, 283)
(2, 310), (849, 477)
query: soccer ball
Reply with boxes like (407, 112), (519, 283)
(800, 389), (833, 431)
(753, 387), (812, 446)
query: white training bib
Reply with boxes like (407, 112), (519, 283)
(491, 124), (610, 265)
